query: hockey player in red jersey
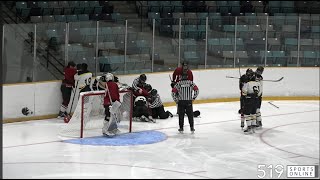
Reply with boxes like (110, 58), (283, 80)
(171, 61), (193, 88)
(58, 61), (77, 119)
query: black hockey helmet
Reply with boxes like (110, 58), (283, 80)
(256, 66), (264, 75)
(81, 63), (88, 71)
(67, 61), (76, 68)
(76, 63), (82, 71)
(150, 89), (157, 96)
(246, 68), (254, 76)
(22, 107), (32, 116)
(139, 74), (147, 83)
(181, 61), (189, 71)
(144, 84), (152, 92)
(194, 110), (200, 117)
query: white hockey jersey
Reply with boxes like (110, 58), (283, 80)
(242, 80), (262, 97)
(74, 72), (93, 90)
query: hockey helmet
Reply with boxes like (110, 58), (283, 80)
(256, 66), (264, 75)
(134, 96), (147, 103)
(181, 61), (189, 71)
(105, 73), (114, 82)
(144, 84), (152, 92)
(150, 89), (157, 96)
(139, 74), (147, 83)
(246, 68), (254, 76)
(193, 110), (200, 117)
(22, 107), (33, 116)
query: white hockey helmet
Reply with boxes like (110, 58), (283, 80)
(105, 73), (114, 82)
(134, 96), (147, 103)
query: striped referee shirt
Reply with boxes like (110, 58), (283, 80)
(149, 94), (163, 108)
(132, 77), (142, 91)
(171, 80), (199, 102)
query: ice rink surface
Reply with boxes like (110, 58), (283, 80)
(3, 100), (320, 179)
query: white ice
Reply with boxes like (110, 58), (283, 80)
(3, 101), (320, 179)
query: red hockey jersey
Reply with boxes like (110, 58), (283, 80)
(172, 67), (193, 82)
(104, 81), (120, 106)
(62, 67), (77, 87)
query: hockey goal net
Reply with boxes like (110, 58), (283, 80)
(59, 90), (133, 138)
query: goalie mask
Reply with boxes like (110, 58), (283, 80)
(105, 73), (114, 82)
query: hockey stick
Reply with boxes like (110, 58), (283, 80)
(226, 76), (284, 82)
(65, 80), (79, 123)
(105, 81), (122, 131)
(169, 74), (173, 82)
(268, 101), (279, 109)
(262, 77), (284, 82)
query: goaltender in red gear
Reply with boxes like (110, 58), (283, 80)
(104, 80), (120, 106)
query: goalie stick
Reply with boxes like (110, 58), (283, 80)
(103, 81), (122, 136)
(226, 76), (284, 82)
(64, 80), (79, 123)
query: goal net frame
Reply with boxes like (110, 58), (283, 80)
(60, 89), (133, 138)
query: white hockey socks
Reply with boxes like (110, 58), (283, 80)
(251, 114), (257, 127)
(60, 104), (67, 113)
(256, 108), (262, 123)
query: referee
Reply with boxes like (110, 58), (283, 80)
(171, 74), (199, 133)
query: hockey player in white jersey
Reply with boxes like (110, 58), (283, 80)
(64, 63), (93, 123)
(92, 74), (130, 92)
(241, 69), (262, 134)
(255, 66), (264, 128)
(74, 63), (93, 93)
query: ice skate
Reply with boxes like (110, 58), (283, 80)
(111, 128), (121, 135)
(148, 116), (156, 123)
(102, 128), (116, 137)
(178, 128), (184, 133)
(57, 111), (66, 119)
(255, 121), (262, 129)
(190, 128), (195, 134)
(243, 126), (253, 134)
(133, 117), (140, 122)
(168, 111), (173, 118)
(140, 115), (150, 122)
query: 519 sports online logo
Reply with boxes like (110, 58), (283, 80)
(257, 164), (318, 179)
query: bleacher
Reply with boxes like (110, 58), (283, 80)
(2, 1), (320, 83)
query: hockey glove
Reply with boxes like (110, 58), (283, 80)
(170, 81), (176, 88)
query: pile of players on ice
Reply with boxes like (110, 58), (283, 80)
(57, 62), (197, 137)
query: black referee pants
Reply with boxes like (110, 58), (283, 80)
(178, 100), (194, 129)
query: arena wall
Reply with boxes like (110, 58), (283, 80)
(3, 67), (319, 122)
